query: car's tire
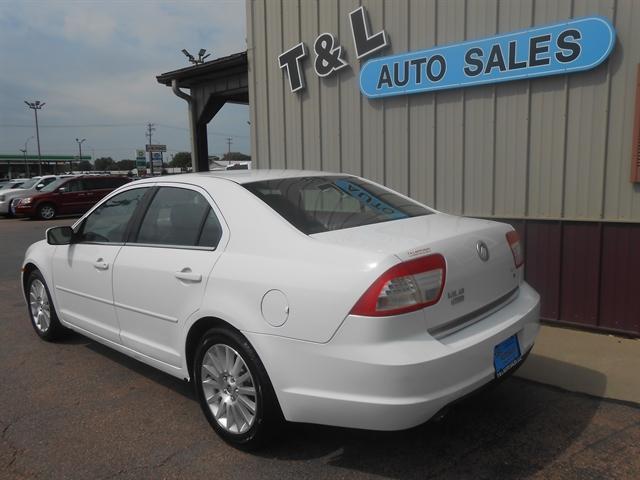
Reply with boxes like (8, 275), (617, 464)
(26, 270), (65, 341)
(193, 327), (283, 450)
(8, 198), (21, 217)
(37, 203), (56, 220)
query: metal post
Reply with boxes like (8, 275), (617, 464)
(34, 107), (41, 175)
(146, 123), (156, 176)
(20, 149), (27, 177)
(75, 138), (85, 173)
(25, 101), (45, 176)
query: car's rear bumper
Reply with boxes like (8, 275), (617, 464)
(245, 281), (540, 431)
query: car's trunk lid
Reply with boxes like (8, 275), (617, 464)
(311, 213), (519, 335)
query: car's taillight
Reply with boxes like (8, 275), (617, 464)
(350, 254), (446, 317)
(506, 230), (524, 268)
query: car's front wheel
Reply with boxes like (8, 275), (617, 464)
(37, 203), (56, 220)
(193, 327), (282, 449)
(26, 270), (65, 341)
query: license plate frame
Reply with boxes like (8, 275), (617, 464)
(493, 334), (522, 378)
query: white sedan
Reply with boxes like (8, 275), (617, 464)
(22, 170), (540, 448)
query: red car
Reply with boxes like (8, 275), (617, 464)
(15, 175), (130, 220)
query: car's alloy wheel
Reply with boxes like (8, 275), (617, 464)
(26, 270), (64, 341)
(29, 279), (51, 333)
(201, 344), (257, 434)
(38, 204), (56, 220)
(193, 328), (282, 449)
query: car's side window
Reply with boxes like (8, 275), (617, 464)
(88, 177), (121, 190)
(77, 188), (149, 244)
(135, 187), (221, 248)
(38, 178), (56, 189)
(66, 180), (84, 192)
(198, 208), (223, 248)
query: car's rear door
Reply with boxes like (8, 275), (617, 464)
(112, 184), (227, 368)
(85, 177), (128, 209)
(52, 186), (151, 342)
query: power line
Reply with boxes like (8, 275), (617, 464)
(0, 123), (143, 128)
(0, 122), (249, 138)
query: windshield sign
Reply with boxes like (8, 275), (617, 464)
(244, 176), (430, 234)
(334, 179), (408, 221)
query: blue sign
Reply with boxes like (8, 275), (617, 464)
(360, 16), (615, 99)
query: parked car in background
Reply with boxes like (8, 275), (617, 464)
(0, 175), (74, 217)
(15, 175), (130, 219)
(21, 170), (540, 448)
(0, 179), (28, 192)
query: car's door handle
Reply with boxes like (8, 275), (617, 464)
(93, 259), (109, 270)
(174, 268), (202, 283)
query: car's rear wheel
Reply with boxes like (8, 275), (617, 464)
(37, 203), (56, 220)
(27, 270), (64, 341)
(193, 327), (282, 449)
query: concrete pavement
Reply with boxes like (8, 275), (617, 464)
(517, 325), (640, 405)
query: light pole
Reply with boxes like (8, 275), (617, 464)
(19, 149), (27, 177)
(24, 100), (45, 175)
(22, 136), (33, 177)
(146, 123), (155, 176)
(75, 138), (86, 173)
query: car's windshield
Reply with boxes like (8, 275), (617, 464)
(39, 178), (67, 193)
(243, 176), (432, 234)
(17, 179), (39, 190)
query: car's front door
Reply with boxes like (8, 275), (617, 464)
(57, 178), (89, 214)
(112, 185), (226, 368)
(52, 187), (151, 342)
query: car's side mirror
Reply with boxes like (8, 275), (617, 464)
(46, 226), (74, 245)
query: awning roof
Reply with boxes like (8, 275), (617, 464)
(156, 51), (248, 88)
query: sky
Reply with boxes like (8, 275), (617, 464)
(0, 0), (249, 162)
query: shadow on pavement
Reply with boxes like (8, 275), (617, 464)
(60, 332), (195, 400)
(254, 358), (608, 479)
(58, 329), (609, 478)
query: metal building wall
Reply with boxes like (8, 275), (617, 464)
(246, 0), (640, 335)
(247, 0), (640, 222)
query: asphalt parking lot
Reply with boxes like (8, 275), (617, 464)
(1, 216), (639, 480)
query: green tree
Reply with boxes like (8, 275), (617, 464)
(170, 151), (192, 169)
(77, 160), (93, 171)
(94, 157), (116, 171)
(222, 151), (251, 161)
(116, 159), (135, 171)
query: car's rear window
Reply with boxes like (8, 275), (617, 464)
(243, 176), (432, 234)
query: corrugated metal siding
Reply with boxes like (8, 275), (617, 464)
(247, 0), (640, 221)
(599, 224), (640, 334)
(499, 219), (640, 337)
(408, 0), (437, 206)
